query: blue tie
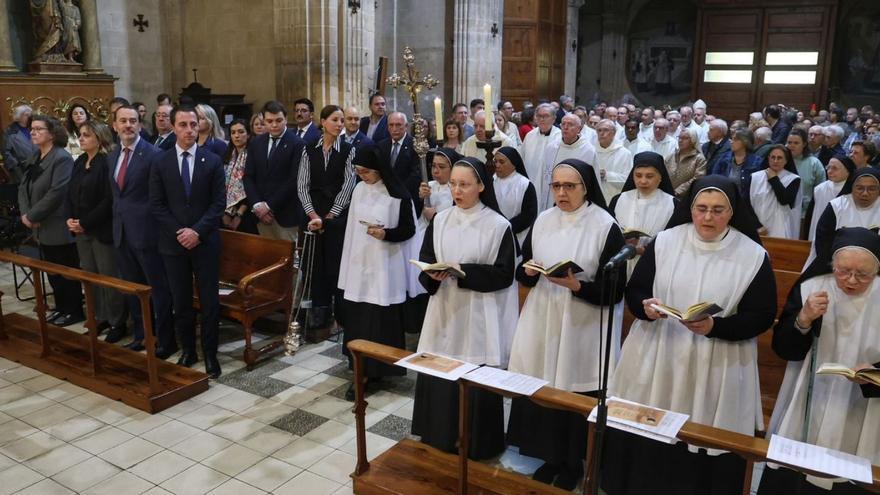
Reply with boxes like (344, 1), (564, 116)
(181, 151), (191, 198)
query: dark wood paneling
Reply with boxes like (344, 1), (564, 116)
(502, 0), (566, 107)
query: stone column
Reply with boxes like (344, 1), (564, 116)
(342, 1), (375, 109)
(599, 0), (628, 102)
(80, 0), (103, 74)
(0, 0), (17, 72)
(451, 0), (503, 106)
(565, 0), (585, 96)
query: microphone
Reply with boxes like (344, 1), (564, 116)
(603, 244), (637, 271)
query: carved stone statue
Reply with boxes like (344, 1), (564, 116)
(29, 0), (65, 63)
(61, 0), (82, 62)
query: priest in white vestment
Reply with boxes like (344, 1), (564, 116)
(594, 119), (633, 204)
(539, 114), (596, 210)
(623, 119), (650, 156)
(649, 118), (678, 162)
(460, 111), (513, 162)
(522, 103), (561, 206)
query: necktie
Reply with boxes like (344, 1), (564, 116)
(269, 136), (278, 157)
(298, 129), (304, 139)
(117, 147), (131, 188)
(155, 135), (165, 148)
(181, 151), (191, 198)
(391, 141), (400, 166)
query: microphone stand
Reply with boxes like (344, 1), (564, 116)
(586, 261), (621, 495)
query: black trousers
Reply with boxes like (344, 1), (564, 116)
(116, 240), (174, 346)
(40, 243), (83, 316)
(162, 241), (220, 355)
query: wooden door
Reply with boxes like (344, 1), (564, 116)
(502, 0), (567, 108)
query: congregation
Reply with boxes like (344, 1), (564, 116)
(2, 89), (879, 494)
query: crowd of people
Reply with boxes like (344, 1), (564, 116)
(2, 90), (878, 494)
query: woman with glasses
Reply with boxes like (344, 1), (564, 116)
(609, 151), (678, 279)
(806, 155), (855, 242)
(759, 227), (880, 495)
(492, 146), (537, 249)
(813, 168), (880, 263)
(19, 116), (84, 327)
(411, 156), (517, 461)
(507, 158), (625, 490)
(603, 176), (777, 495)
(746, 144), (802, 239)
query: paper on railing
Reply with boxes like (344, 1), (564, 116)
(395, 352), (479, 381)
(767, 435), (873, 484)
(218, 288), (234, 296)
(588, 396), (688, 444)
(463, 366), (548, 396)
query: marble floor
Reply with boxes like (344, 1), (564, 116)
(0, 262), (551, 494)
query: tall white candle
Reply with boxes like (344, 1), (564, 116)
(483, 83), (493, 132)
(434, 97), (443, 140)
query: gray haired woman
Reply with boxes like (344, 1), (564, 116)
(666, 126), (707, 199)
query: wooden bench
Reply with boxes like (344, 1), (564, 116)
(194, 230), (295, 370)
(761, 235), (811, 272)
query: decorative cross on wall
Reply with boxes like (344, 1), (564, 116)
(133, 14), (149, 32)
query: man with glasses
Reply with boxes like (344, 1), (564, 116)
(151, 103), (176, 151)
(541, 114), (596, 210)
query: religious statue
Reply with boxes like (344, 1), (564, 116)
(29, 0), (65, 62)
(61, 0), (82, 62)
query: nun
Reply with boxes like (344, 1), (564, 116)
(410, 156), (519, 460)
(608, 151), (678, 279)
(506, 159), (625, 490)
(402, 148), (460, 334)
(746, 144), (802, 239)
(813, 167), (880, 264)
(493, 146), (537, 249)
(338, 145), (416, 400)
(759, 227), (880, 495)
(603, 176), (777, 495)
(806, 155), (855, 242)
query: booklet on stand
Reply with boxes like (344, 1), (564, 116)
(588, 397), (689, 444)
(395, 352), (478, 381)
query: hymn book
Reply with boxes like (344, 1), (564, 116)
(650, 302), (723, 323)
(816, 363), (880, 387)
(622, 228), (651, 240)
(358, 220), (384, 229)
(395, 352), (478, 381)
(522, 260), (584, 278)
(409, 260), (466, 278)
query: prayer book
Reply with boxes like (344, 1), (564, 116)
(395, 352), (478, 381)
(522, 259), (584, 278)
(358, 219), (384, 228)
(409, 260), (466, 278)
(622, 228), (651, 240)
(588, 397), (689, 444)
(650, 302), (723, 323)
(816, 363), (880, 387)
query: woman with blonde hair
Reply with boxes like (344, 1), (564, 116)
(195, 103), (228, 156)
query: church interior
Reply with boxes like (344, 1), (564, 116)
(0, 0), (877, 494)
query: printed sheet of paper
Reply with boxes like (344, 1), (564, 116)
(395, 353), (479, 381)
(463, 366), (548, 396)
(218, 288), (235, 296)
(588, 396), (689, 444)
(767, 435), (873, 484)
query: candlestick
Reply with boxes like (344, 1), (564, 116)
(434, 97), (443, 141)
(483, 83), (493, 132)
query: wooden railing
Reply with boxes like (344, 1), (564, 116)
(347, 339), (880, 495)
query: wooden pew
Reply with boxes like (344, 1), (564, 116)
(0, 251), (208, 413)
(194, 230), (295, 370)
(761, 235), (811, 271)
(346, 340), (880, 495)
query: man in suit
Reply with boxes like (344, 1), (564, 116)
(342, 106), (373, 149)
(109, 105), (174, 354)
(702, 119), (731, 175)
(109, 97), (130, 145)
(151, 103), (176, 151)
(149, 105), (226, 378)
(243, 100), (307, 242)
(378, 111), (422, 202)
(452, 103), (475, 140)
(293, 98), (321, 147)
(359, 93), (389, 142)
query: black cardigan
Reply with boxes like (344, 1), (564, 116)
(66, 152), (114, 244)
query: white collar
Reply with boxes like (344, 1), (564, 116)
(175, 142), (198, 157)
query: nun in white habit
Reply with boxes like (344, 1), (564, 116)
(813, 168), (880, 267)
(338, 145), (416, 399)
(745, 144), (802, 239)
(806, 156), (855, 242)
(402, 148), (460, 334)
(602, 176), (777, 495)
(506, 159), (626, 491)
(410, 156), (519, 460)
(608, 151), (678, 279)
(759, 227), (880, 495)
(493, 146), (537, 249)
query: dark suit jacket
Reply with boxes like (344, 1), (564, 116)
(359, 115), (389, 143)
(109, 138), (161, 249)
(152, 132), (177, 151)
(201, 136), (228, 158)
(343, 131), (373, 149)
(243, 130), (307, 228)
(378, 135), (422, 195)
(702, 137), (731, 177)
(66, 153), (114, 244)
(149, 146), (226, 256)
(294, 123), (321, 148)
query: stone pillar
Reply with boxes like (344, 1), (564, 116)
(451, 0), (503, 106)
(80, 0), (103, 74)
(599, 0), (628, 102)
(0, 0), (17, 72)
(565, 0), (585, 96)
(342, 1), (376, 109)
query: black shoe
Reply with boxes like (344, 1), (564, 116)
(204, 354), (221, 379)
(96, 321), (111, 334)
(155, 344), (179, 360)
(177, 351), (198, 367)
(532, 463), (560, 485)
(124, 340), (145, 352)
(46, 310), (61, 323)
(104, 326), (126, 344)
(552, 465), (582, 491)
(53, 313), (84, 327)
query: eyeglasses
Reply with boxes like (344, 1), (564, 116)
(550, 182), (583, 192)
(853, 185), (880, 194)
(833, 267), (876, 283)
(29, 126), (47, 133)
(692, 206), (730, 217)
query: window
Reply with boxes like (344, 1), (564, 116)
(763, 70), (817, 85)
(765, 52), (819, 66)
(703, 70), (753, 84)
(704, 52), (755, 65)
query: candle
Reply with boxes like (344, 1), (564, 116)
(434, 97), (443, 140)
(483, 83), (493, 132)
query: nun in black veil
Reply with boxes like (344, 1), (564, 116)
(410, 156), (519, 460)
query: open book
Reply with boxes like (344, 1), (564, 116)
(358, 219), (384, 228)
(622, 228), (651, 240)
(522, 260), (584, 278)
(816, 363), (880, 387)
(409, 260), (466, 278)
(650, 302), (723, 323)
